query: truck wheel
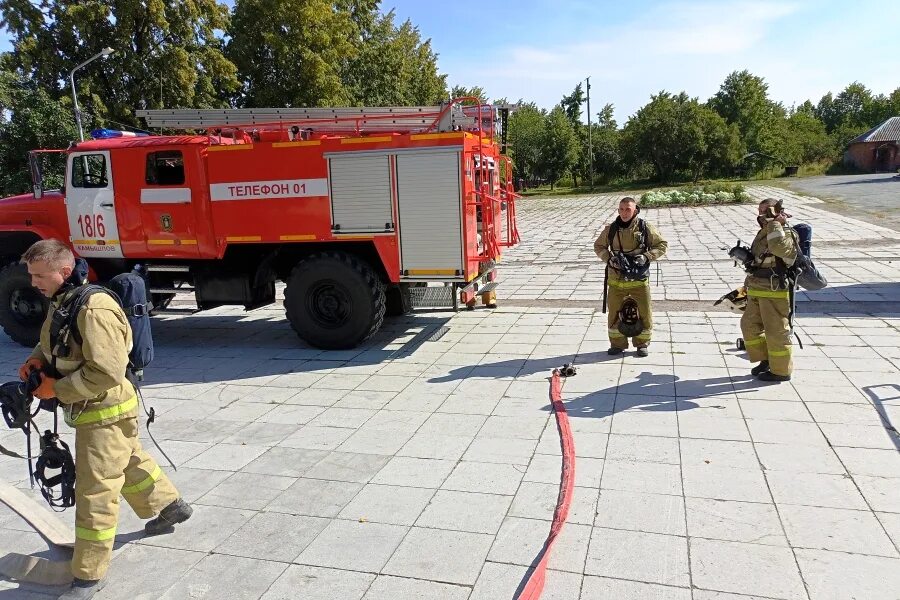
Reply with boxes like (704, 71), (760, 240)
(0, 263), (48, 346)
(385, 284), (412, 317)
(284, 252), (385, 349)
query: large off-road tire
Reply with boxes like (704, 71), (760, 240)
(284, 252), (386, 349)
(0, 263), (49, 347)
(385, 283), (413, 317)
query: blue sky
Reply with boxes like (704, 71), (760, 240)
(4, 1), (898, 123)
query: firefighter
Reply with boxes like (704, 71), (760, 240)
(739, 199), (799, 382)
(594, 197), (668, 356)
(17, 240), (192, 599)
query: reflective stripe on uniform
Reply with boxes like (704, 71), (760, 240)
(744, 336), (766, 347)
(76, 525), (117, 541)
(121, 465), (162, 495)
(747, 289), (789, 299)
(768, 348), (792, 357)
(608, 279), (649, 289)
(70, 396), (138, 426)
(766, 228), (785, 240)
(608, 328), (626, 338)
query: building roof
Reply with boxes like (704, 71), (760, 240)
(849, 116), (900, 144)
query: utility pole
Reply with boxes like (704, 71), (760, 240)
(586, 76), (593, 190)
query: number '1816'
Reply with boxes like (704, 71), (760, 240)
(77, 214), (106, 238)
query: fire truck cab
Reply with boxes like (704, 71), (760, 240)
(0, 100), (520, 349)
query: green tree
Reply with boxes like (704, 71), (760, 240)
(560, 83), (585, 126)
(538, 106), (578, 189)
(450, 85), (487, 105)
(589, 105), (624, 185)
(708, 70), (780, 154)
(780, 111), (835, 164)
(0, 68), (79, 195)
(0, 0), (238, 125)
(228, 0), (356, 107)
(623, 91), (740, 183)
(832, 82), (876, 129)
(341, 9), (446, 106)
(507, 102), (545, 186)
(815, 92), (840, 132)
(559, 83), (586, 186)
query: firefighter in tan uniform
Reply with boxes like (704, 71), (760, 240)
(594, 197), (668, 356)
(18, 240), (192, 600)
(740, 199), (799, 382)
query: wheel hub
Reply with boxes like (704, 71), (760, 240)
(308, 281), (352, 328)
(10, 289), (44, 324)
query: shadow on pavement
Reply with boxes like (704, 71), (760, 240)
(862, 383), (900, 453)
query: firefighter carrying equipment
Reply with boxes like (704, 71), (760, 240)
(30, 265), (182, 581)
(617, 297), (644, 338)
(740, 216), (799, 377)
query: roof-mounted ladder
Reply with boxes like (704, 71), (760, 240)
(136, 103), (500, 136)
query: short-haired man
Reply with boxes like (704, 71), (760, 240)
(740, 199), (799, 382)
(594, 197), (668, 356)
(19, 239), (191, 599)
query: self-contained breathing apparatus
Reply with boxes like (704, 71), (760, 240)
(0, 368), (75, 510)
(720, 202), (828, 349)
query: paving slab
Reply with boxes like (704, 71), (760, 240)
(0, 186), (897, 598)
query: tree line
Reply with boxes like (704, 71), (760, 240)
(508, 71), (900, 188)
(0, 0), (447, 194)
(0, 1), (897, 195)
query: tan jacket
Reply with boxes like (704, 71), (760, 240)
(744, 220), (799, 291)
(30, 287), (137, 428)
(594, 218), (668, 281)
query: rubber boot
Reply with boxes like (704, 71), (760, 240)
(758, 371), (791, 382)
(635, 346), (649, 357)
(59, 578), (104, 600)
(145, 498), (193, 536)
(751, 360), (770, 376)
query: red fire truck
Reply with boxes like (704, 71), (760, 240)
(0, 100), (520, 349)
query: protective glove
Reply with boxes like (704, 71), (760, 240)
(633, 254), (648, 266)
(608, 255), (621, 270)
(33, 373), (58, 400)
(18, 358), (45, 381)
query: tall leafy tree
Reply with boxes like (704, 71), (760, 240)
(450, 85), (487, 105)
(228, 0), (356, 107)
(507, 102), (545, 186)
(708, 70), (780, 154)
(341, 8), (446, 106)
(0, 68), (79, 195)
(0, 0), (238, 125)
(623, 91), (740, 183)
(539, 106), (578, 189)
(590, 103), (623, 184)
(560, 83), (585, 126)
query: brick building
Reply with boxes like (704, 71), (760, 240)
(844, 116), (900, 172)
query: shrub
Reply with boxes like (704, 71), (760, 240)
(640, 184), (748, 207)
